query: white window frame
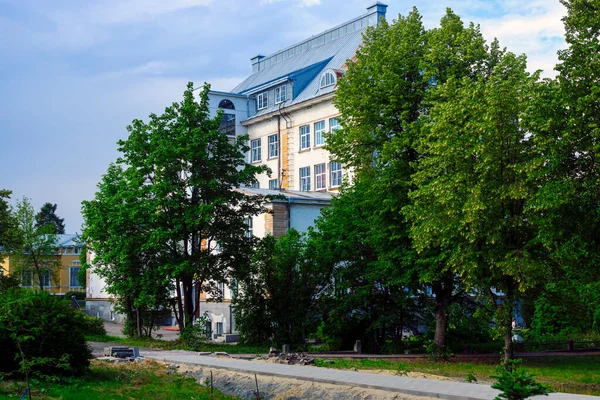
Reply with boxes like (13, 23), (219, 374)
(300, 125), (310, 150)
(41, 270), (51, 287)
(257, 92), (268, 110)
(329, 117), (341, 133)
(314, 120), (326, 146)
(300, 166), (311, 191)
(69, 266), (81, 287)
(245, 217), (253, 237)
(320, 71), (336, 88)
(315, 163), (326, 190)
(269, 179), (279, 190)
(330, 161), (342, 188)
(251, 138), (262, 163)
(268, 134), (279, 158)
(275, 85), (287, 104)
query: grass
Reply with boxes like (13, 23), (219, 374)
(314, 356), (600, 395)
(0, 359), (236, 400)
(86, 334), (269, 355)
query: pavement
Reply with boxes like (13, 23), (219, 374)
(144, 352), (598, 400)
(103, 321), (180, 341)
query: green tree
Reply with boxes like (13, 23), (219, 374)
(234, 230), (330, 346)
(0, 190), (19, 264)
(82, 164), (171, 337)
(329, 8), (489, 351)
(407, 52), (544, 365)
(11, 197), (60, 291)
(84, 82), (268, 333)
(35, 203), (65, 234)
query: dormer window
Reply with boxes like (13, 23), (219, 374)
(320, 70), (336, 88)
(257, 92), (268, 110)
(275, 85), (287, 104)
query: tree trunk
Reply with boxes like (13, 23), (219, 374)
(182, 275), (194, 329)
(432, 278), (453, 349)
(175, 278), (185, 332)
(136, 307), (142, 338)
(503, 283), (515, 368)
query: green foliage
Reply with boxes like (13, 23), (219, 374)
(0, 289), (92, 379)
(83, 82), (269, 335)
(0, 190), (19, 264)
(234, 230), (330, 347)
(34, 203), (65, 234)
(75, 313), (106, 337)
(64, 291), (85, 300)
(180, 312), (211, 351)
(491, 359), (551, 400)
(10, 197), (61, 291)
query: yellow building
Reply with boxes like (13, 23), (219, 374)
(1, 234), (84, 295)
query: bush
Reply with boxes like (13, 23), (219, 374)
(0, 289), (92, 378)
(76, 313), (106, 336)
(491, 359), (551, 400)
(64, 291), (85, 300)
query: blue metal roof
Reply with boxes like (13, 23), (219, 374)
(55, 234), (82, 248)
(225, 4), (387, 121)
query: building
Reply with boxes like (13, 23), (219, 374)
(210, 2), (388, 191)
(1, 233), (84, 295)
(86, 3), (388, 338)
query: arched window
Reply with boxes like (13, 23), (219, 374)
(218, 99), (235, 136)
(320, 71), (336, 88)
(218, 99), (235, 110)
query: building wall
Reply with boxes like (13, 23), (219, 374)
(246, 98), (344, 191)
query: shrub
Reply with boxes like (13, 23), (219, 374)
(0, 289), (92, 378)
(491, 359), (551, 400)
(75, 312), (106, 336)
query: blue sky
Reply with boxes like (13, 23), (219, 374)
(0, 0), (567, 232)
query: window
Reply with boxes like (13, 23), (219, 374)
(269, 179), (279, 190)
(251, 138), (261, 162)
(216, 322), (223, 335)
(70, 267), (81, 287)
(330, 161), (342, 187)
(218, 99), (235, 110)
(219, 113), (236, 136)
(41, 270), (51, 287)
(320, 71), (336, 88)
(315, 163), (326, 190)
(329, 117), (341, 133)
(251, 182), (259, 188)
(314, 120), (325, 146)
(300, 166), (311, 191)
(245, 218), (253, 237)
(275, 85), (287, 104)
(268, 134), (279, 158)
(257, 92), (268, 110)
(300, 125), (310, 150)
(21, 271), (32, 287)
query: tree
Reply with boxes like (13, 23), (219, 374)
(234, 230), (330, 346)
(407, 52), (544, 365)
(82, 164), (171, 338)
(0, 190), (19, 265)
(84, 82), (269, 333)
(35, 203), (65, 234)
(329, 8), (488, 352)
(11, 197), (60, 291)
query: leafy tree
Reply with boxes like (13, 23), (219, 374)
(491, 359), (551, 400)
(84, 82), (268, 333)
(330, 8), (489, 351)
(234, 230), (330, 346)
(35, 203), (65, 234)
(82, 164), (171, 338)
(11, 197), (60, 291)
(0, 190), (19, 265)
(407, 52), (544, 364)
(309, 179), (421, 352)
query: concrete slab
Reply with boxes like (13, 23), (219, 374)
(145, 353), (597, 400)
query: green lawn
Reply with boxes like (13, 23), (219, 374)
(87, 334), (269, 355)
(0, 359), (237, 400)
(314, 356), (600, 395)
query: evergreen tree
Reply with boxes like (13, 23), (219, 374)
(35, 203), (65, 234)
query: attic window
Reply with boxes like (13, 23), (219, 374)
(257, 92), (268, 110)
(320, 71), (336, 88)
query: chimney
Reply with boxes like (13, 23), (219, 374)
(366, 2), (387, 24)
(251, 54), (265, 73)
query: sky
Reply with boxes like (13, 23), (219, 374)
(0, 0), (568, 233)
